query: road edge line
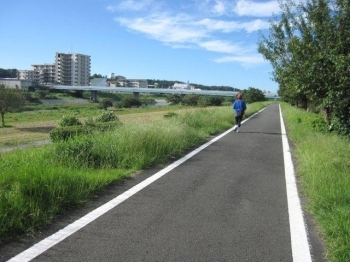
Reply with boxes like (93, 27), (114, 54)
(279, 104), (312, 262)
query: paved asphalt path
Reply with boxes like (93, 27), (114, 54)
(2, 104), (326, 262)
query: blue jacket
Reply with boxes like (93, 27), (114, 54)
(233, 99), (247, 116)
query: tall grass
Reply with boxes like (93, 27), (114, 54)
(281, 103), (350, 262)
(0, 147), (131, 240)
(0, 102), (271, 243)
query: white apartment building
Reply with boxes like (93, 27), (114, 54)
(32, 64), (55, 84)
(18, 70), (34, 81)
(55, 52), (91, 86)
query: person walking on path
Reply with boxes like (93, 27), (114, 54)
(233, 93), (247, 132)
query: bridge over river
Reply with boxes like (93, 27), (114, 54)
(50, 85), (278, 102)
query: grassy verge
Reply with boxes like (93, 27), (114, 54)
(281, 103), (350, 262)
(0, 105), (193, 148)
(0, 101), (272, 244)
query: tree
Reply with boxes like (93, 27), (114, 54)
(118, 96), (142, 108)
(182, 94), (200, 106)
(0, 85), (27, 127)
(258, 0), (350, 134)
(90, 74), (103, 79)
(165, 94), (182, 105)
(0, 68), (17, 78)
(242, 87), (266, 103)
(207, 96), (224, 106)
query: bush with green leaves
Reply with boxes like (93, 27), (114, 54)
(140, 98), (156, 106)
(182, 94), (200, 106)
(165, 94), (182, 105)
(198, 96), (224, 107)
(95, 111), (119, 123)
(302, 113), (329, 133)
(59, 115), (82, 127)
(98, 98), (113, 110)
(164, 112), (178, 118)
(118, 96), (142, 108)
(51, 112), (121, 142)
(50, 125), (87, 142)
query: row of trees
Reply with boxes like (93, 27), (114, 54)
(146, 79), (239, 92)
(0, 68), (17, 78)
(165, 87), (266, 106)
(258, 0), (350, 135)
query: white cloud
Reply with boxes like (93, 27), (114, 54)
(213, 0), (227, 15)
(214, 55), (266, 65)
(196, 18), (269, 33)
(117, 14), (208, 43)
(108, 0), (276, 67)
(234, 0), (280, 17)
(199, 40), (242, 53)
(242, 19), (270, 32)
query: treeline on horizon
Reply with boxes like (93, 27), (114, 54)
(0, 68), (17, 78)
(146, 79), (240, 92)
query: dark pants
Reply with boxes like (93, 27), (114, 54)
(235, 114), (243, 127)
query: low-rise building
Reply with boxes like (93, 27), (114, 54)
(32, 64), (55, 85)
(18, 70), (34, 81)
(173, 81), (194, 90)
(127, 79), (148, 88)
(0, 78), (33, 89)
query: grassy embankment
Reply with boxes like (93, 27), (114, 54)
(0, 101), (271, 244)
(281, 103), (350, 262)
(0, 102), (187, 148)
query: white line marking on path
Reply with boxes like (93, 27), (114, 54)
(7, 108), (263, 262)
(279, 104), (312, 262)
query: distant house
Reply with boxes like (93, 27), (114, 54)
(127, 79), (148, 88)
(90, 78), (107, 87)
(0, 78), (33, 89)
(106, 80), (126, 87)
(173, 81), (194, 90)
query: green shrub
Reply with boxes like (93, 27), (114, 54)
(119, 97), (142, 108)
(98, 98), (113, 110)
(50, 122), (122, 143)
(59, 115), (82, 127)
(182, 94), (200, 106)
(164, 112), (178, 118)
(165, 94), (182, 105)
(50, 125), (88, 142)
(84, 117), (95, 126)
(95, 111), (119, 123)
(140, 98), (156, 106)
(299, 113), (329, 133)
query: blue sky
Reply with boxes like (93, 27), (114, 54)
(0, 0), (281, 92)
